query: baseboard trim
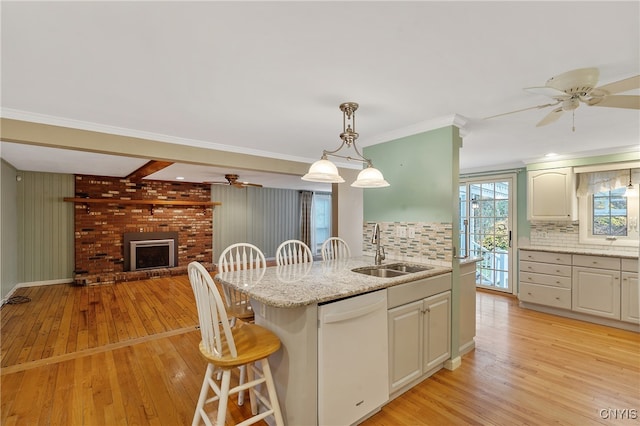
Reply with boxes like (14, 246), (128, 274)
(17, 278), (73, 288)
(444, 356), (461, 371)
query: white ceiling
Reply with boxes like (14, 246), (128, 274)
(1, 1), (639, 191)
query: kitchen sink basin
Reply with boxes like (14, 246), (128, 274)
(352, 267), (408, 278)
(384, 263), (434, 273)
(351, 263), (433, 278)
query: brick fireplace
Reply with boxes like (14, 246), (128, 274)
(70, 175), (215, 284)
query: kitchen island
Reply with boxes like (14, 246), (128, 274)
(215, 256), (452, 425)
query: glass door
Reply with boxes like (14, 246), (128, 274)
(459, 174), (516, 293)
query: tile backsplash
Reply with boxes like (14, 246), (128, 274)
(362, 221), (453, 266)
(529, 222), (639, 255)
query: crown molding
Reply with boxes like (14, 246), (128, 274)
(364, 113), (470, 146)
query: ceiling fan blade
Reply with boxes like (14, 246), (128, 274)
(243, 183), (263, 188)
(536, 107), (564, 127)
(588, 95), (640, 109)
(483, 101), (560, 120)
(591, 75), (640, 96)
(523, 86), (569, 99)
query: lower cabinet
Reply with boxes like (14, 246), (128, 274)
(388, 290), (451, 394)
(622, 259), (639, 324)
(519, 250), (639, 327)
(572, 255), (621, 320)
(572, 266), (621, 320)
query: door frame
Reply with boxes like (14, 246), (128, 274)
(460, 172), (518, 295)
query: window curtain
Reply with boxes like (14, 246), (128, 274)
(299, 191), (314, 249)
(577, 168), (640, 196)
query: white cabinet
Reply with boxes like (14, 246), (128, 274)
(459, 261), (477, 355)
(527, 167), (577, 221)
(422, 291), (451, 372)
(622, 259), (639, 324)
(519, 250), (572, 309)
(387, 273), (451, 395)
(388, 300), (422, 391)
(572, 255), (621, 320)
(387, 291), (451, 394)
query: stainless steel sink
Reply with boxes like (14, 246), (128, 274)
(352, 267), (408, 278)
(384, 263), (434, 273)
(351, 263), (433, 278)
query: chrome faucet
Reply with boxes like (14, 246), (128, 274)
(372, 223), (385, 265)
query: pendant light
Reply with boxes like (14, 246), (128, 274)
(302, 102), (389, 188)
(624, 168), (637, 197)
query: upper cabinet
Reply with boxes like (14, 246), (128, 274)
(527, 167), (577, 221)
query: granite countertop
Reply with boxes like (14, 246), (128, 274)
(214, 256), (452, 308)
(519, 246), (639, 260)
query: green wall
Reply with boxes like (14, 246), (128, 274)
(363, 126), (461, 222)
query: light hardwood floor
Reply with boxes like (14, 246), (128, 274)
(2, 277), (639, 425)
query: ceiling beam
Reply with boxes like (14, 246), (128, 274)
(125, 160), (174, 181)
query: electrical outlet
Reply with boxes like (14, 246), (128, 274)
(397, 227), (407, 238)
(408, 227), (415, 238)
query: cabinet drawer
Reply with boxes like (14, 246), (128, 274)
(573, 254), (620, 270)
(520, 260), (571, 277)
(387, 273), (452, 309)
(622, 258), (638, 272)
(520, 250), (571, 265)
(519, 282), (571, 309)
(520, 271), (571, 289)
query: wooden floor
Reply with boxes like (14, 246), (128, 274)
(2, 278), (639, 425)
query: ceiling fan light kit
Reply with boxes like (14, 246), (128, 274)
(302, 102), (390, 188)
(485, 67), (640, 131)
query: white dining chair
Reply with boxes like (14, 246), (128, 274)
(321, 237), (351, 261)
(275, 239), (313, 266)
(216, 242), (266, 406)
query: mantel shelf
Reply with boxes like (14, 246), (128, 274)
(63, 197), (220, 207)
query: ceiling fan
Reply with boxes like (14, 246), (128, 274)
(206, 174), (263, 188)
(485, 68), (640, 130)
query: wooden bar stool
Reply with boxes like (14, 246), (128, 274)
(188, 261), (284, 426)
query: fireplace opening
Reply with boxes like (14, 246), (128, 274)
(123, 231), (179, 272)
(131, 239), (176, 271)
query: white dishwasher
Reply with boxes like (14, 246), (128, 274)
(318, 289), (389, 425)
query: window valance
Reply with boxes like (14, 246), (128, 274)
(577, 168), (640, 196)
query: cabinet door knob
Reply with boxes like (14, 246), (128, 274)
(527, 292), (532, 296)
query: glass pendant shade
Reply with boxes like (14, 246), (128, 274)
(302, 102), (389, 188)
(350, 166), (390, 188)
(623, 169), (637, 197)
(301, 158), (345, 183)
(624, 183), (637, 198)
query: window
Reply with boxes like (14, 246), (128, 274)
(592, 188), (627, 236)
(578, 167), (639, 247)
(312, 193), (331, 255)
